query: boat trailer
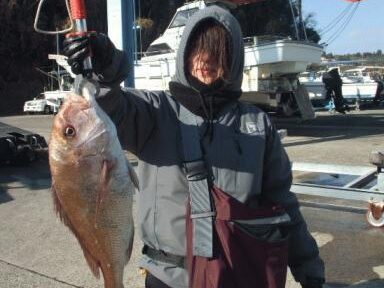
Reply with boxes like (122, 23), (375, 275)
(0, 122), (47, 164)
(291, 151), (384, 227)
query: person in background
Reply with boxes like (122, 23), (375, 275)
(373, 74), (384, 106)
(322, 68), (348, 114)
(63, 4), (325, 288)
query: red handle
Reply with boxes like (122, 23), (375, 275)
(69, 0), (87, 19)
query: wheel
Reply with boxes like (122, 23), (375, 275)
(281, 102), (296, 117)
(366, 211), (384, 227)
(24, 147), (37, 163)
(43, 105), (51, 114)
(279, 93), (298, 117)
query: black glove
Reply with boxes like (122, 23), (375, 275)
(62, 33), (114, 76)
(301, 277), (325, 288)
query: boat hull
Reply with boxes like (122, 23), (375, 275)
(302, 81), (379, 104)
(244, 40), (323, 74)
(135, 40), (323, 92)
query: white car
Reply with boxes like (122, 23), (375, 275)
(23, 93), (62, 114)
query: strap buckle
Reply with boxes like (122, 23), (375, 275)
(190, 211), (216, 219)
(184, 159), (208, 181)
(142, 245), (186, 268)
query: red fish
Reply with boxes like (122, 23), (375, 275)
(49, 79), (137, 288)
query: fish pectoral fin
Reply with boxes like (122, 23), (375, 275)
(52, 184), (68, 225)
(82, 247), (101, 279)
(95, 160), (113, 222)
(126, 229), (134, 264)
(126, 159), (139, 190)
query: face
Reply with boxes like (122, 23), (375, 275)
(188, 51), (223, 85)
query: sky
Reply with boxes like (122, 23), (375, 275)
(302, 0), (384, 55)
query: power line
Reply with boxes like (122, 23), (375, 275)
(319, 3), (354, 36)
(324, 1), (360, 46)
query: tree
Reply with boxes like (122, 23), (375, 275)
(233, 0), (296, 38)
(0, 0), (322, 115)
(138, 0), (184, 51)
(0, 0), (109, 115)
(303, 13), (320, 43)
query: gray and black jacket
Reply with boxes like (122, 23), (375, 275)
(96, 5), (324, 288)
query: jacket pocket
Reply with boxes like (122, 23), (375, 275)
(232, 222), (289, 243)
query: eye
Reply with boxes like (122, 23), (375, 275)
(63, 125), (76, 138)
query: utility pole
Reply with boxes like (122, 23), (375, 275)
(289, 0), (300, 40)
(297, 0), (302, 29)
(107, 0), (135, 87)
(297, 0), (308, 41)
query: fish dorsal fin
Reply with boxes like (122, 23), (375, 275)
(51, 184), (101, 278)
(126, 159), (139, 190)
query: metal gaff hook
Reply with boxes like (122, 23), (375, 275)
(34, 0), (74, 35)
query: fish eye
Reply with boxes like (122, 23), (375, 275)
(64, 125), (76, 138)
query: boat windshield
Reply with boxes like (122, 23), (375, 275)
(169, 8), (199, 28)
(344, 71), (361, 77)
(47, 99), (60, 104)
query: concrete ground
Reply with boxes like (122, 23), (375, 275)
(1, 107), (384, 288)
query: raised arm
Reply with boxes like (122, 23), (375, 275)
(63, 33), (160, 154)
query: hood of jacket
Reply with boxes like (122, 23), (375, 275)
(172, 4), (244, 94)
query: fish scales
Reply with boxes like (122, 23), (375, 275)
(49, 79), (136, 288)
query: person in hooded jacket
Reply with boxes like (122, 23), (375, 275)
(63, 5), (325, 288)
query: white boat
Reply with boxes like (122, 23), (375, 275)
(300, 66), (382, 104)
(134, 0), (324, 118)
(342, 67), (378, 84)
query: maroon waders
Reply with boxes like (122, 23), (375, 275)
(187, 186), (289, 288)
(179, 104), (289, 288)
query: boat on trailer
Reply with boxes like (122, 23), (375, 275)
(134, 0), (324, 119)
(300, 66), (384, 108)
